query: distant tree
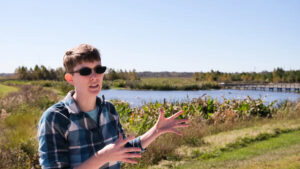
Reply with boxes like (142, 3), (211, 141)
(272, 68), (284, 83)
(104, 68), (140, 81)
(15, 65), (64, 80)
(15, 66), (28, 80)
(55, 67), (65, 80)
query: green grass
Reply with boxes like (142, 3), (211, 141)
(141, 77), (196, 85)
(1, 80), (74, 96)
(0, 83), (19, 96)
(216, 131), (300, 161)
(173, 118), (300, 159)
(169, 130), (300, 169)
(104, 77), (220, 90)
(139, 77), (220, 90)
(1, 104), (41, 146)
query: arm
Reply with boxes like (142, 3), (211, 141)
(140, 109), (189, 149)
(38, 111), (70, 169)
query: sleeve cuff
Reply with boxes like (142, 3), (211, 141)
(124, 136), (147, 153)
(136, 136), (146, 152)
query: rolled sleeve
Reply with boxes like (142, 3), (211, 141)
(126, 136), (146, 152)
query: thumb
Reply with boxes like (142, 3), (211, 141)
(159, 108), (165, 120)
(117, 133), (123, 143)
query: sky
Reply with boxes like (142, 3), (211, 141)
(0, 0), (299, 73)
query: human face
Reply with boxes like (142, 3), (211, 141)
(71, 61), (104, 97)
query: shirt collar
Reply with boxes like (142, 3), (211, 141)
(62, 90), (102, 114)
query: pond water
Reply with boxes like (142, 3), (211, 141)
(99, 89), (300, 107)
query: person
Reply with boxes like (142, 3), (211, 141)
(37, 44), (189, 169)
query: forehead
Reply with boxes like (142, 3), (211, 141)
(74, 60), (101, 69)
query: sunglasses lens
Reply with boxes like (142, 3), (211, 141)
(79, 68), (92, 76)
(95, 66), (106, 74)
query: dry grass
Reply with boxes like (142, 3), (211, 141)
(0, 84), (60, 169)
(0, 85), (59, 114)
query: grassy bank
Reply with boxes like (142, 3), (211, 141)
(173, 130), (300, 169)
(106, 78), (221, 90)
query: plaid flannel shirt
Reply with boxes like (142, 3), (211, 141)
(38, 90), (143, 169)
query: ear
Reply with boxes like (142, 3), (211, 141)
(64, 73), (74, 85)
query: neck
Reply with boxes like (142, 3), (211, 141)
(72, 90), (97, 112)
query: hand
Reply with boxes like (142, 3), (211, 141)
(97, 133), (142, 164)
(155, 108), (189, 136)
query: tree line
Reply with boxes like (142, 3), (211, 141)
(15, 65), (65, 81)
(193, 68), (300, 83)
(14, 65), (300, 83)
(14, 65), (140, 81)
(104, 68), (140, 80)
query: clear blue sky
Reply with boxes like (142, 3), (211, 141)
(0, 0), (299, 73)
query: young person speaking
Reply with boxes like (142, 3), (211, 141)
(38, 44), (189, 169)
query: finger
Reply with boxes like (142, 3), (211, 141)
(159, 108), (165, 119)
(115, 133), (124, 144)
(175, 123), (189, 128)
(124, 153), (142, 158)
(170, 110), (184, 120)
(176, 119), (189, 124)
(169, 128), (182, 136)
(120, 135), (136, 147)
(122, 147), (142, 153)
(121, 158), (138, 164)
(119, 133), (123, 141)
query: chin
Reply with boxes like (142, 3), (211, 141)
(87, 87), (101, 96)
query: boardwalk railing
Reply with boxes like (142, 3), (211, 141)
(221, 83), (300, 93)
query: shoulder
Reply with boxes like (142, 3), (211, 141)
(39, 101), (70, 128)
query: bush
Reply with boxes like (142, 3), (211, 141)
(0, 145), (31, 169)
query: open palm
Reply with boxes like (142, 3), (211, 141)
(155, 108), (189, 136)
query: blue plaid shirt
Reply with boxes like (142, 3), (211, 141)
(38, 91), (143, 169)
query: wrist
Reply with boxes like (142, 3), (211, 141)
(153, 124), (162, 137)
(95, 149), (108, 166)
(74, 150), (107, 169)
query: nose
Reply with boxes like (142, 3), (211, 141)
(89, 70), (98, 80)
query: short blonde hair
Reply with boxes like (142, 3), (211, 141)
(63, 44), (101, 73)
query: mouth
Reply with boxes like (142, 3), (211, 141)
(89, 84), (99, 89)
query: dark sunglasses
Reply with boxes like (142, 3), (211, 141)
(70, 65), (107, 76)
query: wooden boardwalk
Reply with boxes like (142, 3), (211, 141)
(222, 83), (300, 93)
